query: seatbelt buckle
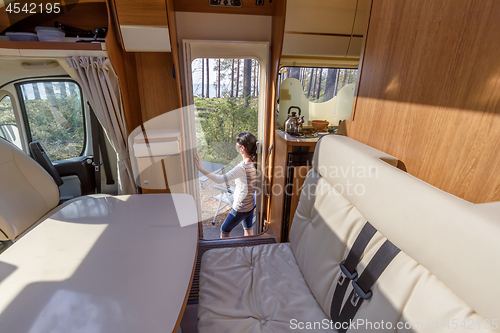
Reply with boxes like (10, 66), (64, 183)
(350, 279), (372, 307)
(338, 260), (357, 286)
(92, 162), (102, 172)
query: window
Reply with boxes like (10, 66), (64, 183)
(18, 81), (85, 161)
(280, 67), (358, 103)
(0, 95), (22, 149)
(192, 58), (259, 166)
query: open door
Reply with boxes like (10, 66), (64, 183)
(181, 41), (269, 239)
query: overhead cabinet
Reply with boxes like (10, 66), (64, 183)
(113, 0), (172, 52)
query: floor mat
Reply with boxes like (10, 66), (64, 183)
(180, 304), (199, 333)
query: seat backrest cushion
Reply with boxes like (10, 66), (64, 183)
(0, 139), (59, 240)
(290, 135), (500, 332)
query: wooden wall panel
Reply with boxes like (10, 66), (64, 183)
(135, 52), (181, 122)
(0, 9), (9, 34)
(166, 0), (183, 109)
(288, 165), (312, 240)
(131, 52), (185, 195)
(107, 0), (186, 195)
(42, 3), (108, 31)
(106, 0), (142, 134)
(0, 40), (103, 50)
(114, 0), (168, 25)
(268, 132), (288, 242)
(1, 1), (107, 34)
(347, 0), (500, 203)
(263, 0), (286, 225)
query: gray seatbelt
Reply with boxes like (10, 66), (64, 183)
(89, 108), (102, 193)
(337, 240), (401, 333)
(88, 103), (115, 193)
(97, 125), (114, 185)
(330, 222), (377, 321)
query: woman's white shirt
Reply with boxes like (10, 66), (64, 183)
(209, 162), (256, 212)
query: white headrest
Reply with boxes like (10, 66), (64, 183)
(313, 135), (500, 321)
(0, 139), (59, 240)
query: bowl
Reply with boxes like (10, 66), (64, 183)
(6, 32), (38, 42)
(36, 28), (65, 42)
(312, 120), (329, 131)
(35, 26), (63, 32)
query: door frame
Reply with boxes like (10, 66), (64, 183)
(181, 40), (270, 236)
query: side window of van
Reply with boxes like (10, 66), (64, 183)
(0, 95), (22, 149)
(280, 67), (358, 103)
(18, 81), (85, 161)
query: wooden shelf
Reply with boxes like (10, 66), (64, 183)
(0, 40), (104, 51)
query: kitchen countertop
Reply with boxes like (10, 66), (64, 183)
(275, 129), (324, 143)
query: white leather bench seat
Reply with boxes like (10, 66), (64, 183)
(198, 243), (329, 332)
(198, 135), (500, 333)
(0, 139), (59, 240)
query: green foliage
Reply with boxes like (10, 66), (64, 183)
(23, 83), (84, 161)
(0, 96), (15, 125)
(195, 95), (258, 166)
(0, 83), (84, 160)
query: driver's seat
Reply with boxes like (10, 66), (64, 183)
(0, 138), (59, 241)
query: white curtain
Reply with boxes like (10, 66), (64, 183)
(67, 56), (137, 195)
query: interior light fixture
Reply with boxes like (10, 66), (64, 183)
(21, 61), (60, 69)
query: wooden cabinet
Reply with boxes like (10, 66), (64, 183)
(268, 131), (317, 242)
(113, 0), (168, 26)
(136, 155), (187, 194)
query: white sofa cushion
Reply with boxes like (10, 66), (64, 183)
(199, 135), (500, 332)
(0, 139), (59, 241)
(291, 169), (496, 332)
(198, 243), (329, 332)
(308, 135), (500, 324)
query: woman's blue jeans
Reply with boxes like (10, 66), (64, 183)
(221, 208), (254, 235)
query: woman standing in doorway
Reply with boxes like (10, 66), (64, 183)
(195, 132), (257, 238)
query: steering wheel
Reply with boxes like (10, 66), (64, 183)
(29, 141), (64, 187)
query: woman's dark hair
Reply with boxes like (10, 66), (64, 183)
(236, 132), (258, 163)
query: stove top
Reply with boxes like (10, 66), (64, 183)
(287, 131), (329, 138)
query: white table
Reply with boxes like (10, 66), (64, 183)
(0, 194), (198, 333)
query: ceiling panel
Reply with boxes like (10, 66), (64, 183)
(346, 36), (363, 57)
(352, 0), (372, 35)
(0, 58), (68, 87)
(281, 0), (371, 59)
(285, 0), (357, 35)
(175, 12), (272, 42)
(282, 34), (350, 57)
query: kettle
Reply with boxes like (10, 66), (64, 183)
(284, 106), (305, 134)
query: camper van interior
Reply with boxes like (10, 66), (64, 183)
(0, 0), (499, 332)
